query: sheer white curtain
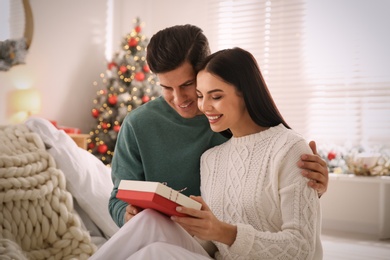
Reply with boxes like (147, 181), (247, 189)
(206, 0), (390, 147)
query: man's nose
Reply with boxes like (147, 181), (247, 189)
(173, 89), (186, 103)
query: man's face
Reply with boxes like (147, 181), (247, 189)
(157, 62), (203, 118)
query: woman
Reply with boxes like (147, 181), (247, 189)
(174, 47), (322, 259)
(90, 47), (322, 259)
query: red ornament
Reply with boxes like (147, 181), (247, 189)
(143, 64), (150, 73)
(135, 26), (141, 33)
(101, 122), (109, 129)
(327, 151), (337, 161)
(135, 71), (145, 81)
(128, 37), (138, 47)
(142, 95), (150, 103)
(88, 142), (95, 149)
(108, 62), (117, 70)
(119, 65), (127, 73)
(113, 125), (121, 132)
(92, 108), (99, 118)
(98, 144), (108, 154)
(108, 95), (118, 105)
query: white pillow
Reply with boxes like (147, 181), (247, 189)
(25, 117), (119, 238)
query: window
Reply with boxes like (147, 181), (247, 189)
(206, 0), (390, 147)
(0, 0), (25, 41)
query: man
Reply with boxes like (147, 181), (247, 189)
(108, 24), (328, 227)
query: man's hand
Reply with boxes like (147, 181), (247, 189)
(298, 141), (329, 197)
(124, 204), (143, 223)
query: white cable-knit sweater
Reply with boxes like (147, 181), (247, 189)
(200, 124), (323, 260)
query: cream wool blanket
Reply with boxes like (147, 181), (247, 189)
(0, 124), (96, 259)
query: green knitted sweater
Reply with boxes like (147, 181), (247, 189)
(109, 96), (228, 227)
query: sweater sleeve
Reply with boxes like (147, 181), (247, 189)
(108, 115), (145, 227)
(223, 139), (321, 259)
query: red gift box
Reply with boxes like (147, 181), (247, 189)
(116, 180), (201, 217)
(57, 126), (81, 134)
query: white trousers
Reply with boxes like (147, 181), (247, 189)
(90, 209), (212, 260)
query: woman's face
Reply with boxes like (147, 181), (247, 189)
(196, 70), (255, 137)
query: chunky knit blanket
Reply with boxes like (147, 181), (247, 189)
(0, 124), (96, 259)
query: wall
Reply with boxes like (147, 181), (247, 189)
(114, 0), (208, 47)
(0, 0), (108, 132)
(321, 174), (390, 239)
(0, 0), (208, 133)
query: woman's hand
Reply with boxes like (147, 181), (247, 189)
(171, 196), (237, 246)
(298, 140), (329, 197)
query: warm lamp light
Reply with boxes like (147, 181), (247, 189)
(8, 88), (41, 123)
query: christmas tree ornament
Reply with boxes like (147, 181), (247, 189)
(88, 17), (161, 165)
(113, 125), (121, 132)
(135, 71), (145, 81)
(119, 65), (127, 73)
(108, 95), (118, 105)
(142, 95), (150, 103)
(108, 62), (117, 70)
(143, 64), (150, 73)
(97, 144), (108, 154)
(92, 108), (99, 118)
(128, 37), (138, 47)
(327, 151), (337, 161)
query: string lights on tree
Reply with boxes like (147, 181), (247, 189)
(88, 17), (160, 165)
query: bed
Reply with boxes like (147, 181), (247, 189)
(0, 117), (119, 259)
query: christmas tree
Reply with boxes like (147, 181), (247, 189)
(88, 17), (160, 165)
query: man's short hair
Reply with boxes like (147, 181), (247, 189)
(146, 24), (210, 74)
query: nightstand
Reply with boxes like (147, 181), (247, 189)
(68, 134), (89, 150)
